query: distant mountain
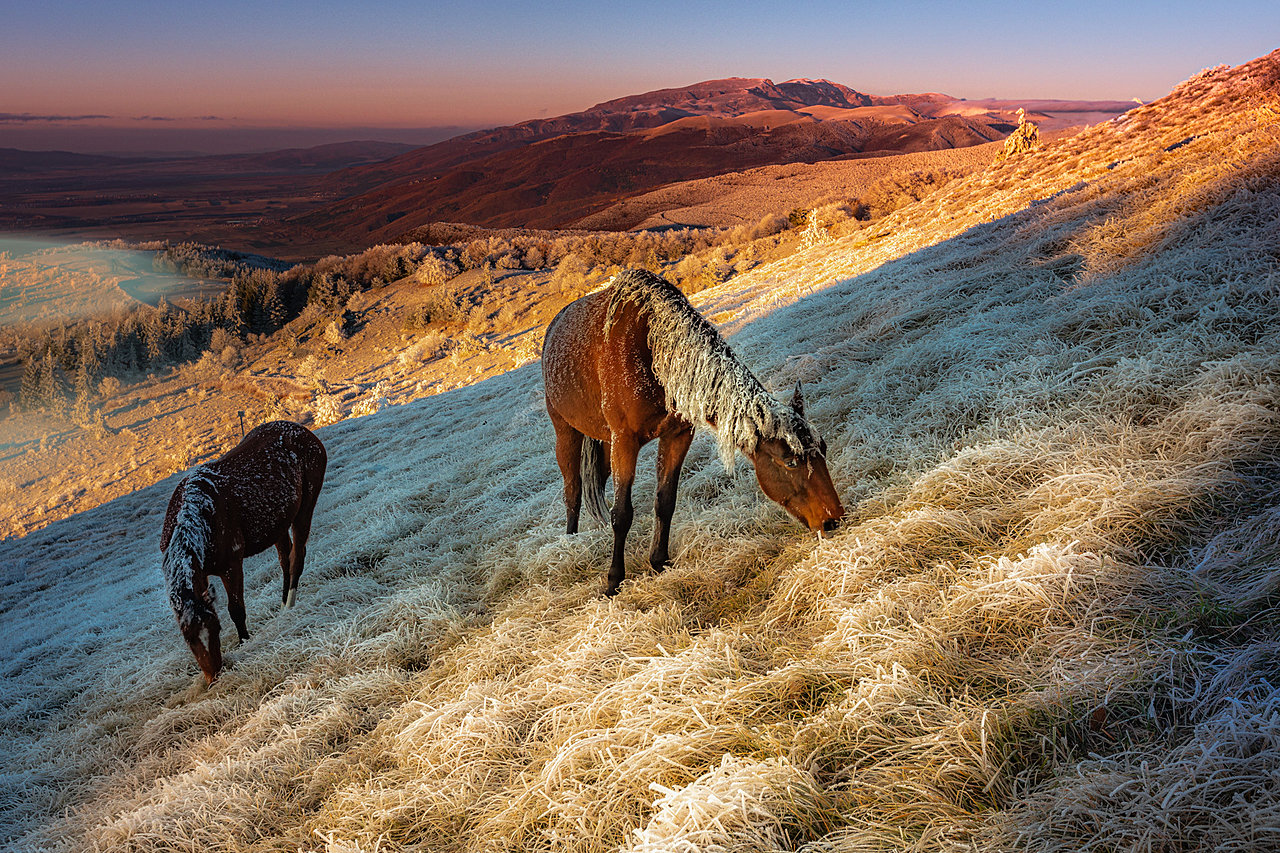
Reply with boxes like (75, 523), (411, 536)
(180, 140), (420, 175)
(0, 82), (1132, 256)
(0, 140), (418, 182)
(297, 78), (1133, 244)
(0, 147), (141, 175)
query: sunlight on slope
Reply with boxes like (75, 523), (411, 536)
(2, 51), (1279, 853)
(701, 54), (1280, 333)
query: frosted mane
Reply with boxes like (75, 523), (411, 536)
(604, 269), (817, 469)
(162, 468), (218, 630)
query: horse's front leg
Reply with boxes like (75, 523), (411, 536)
(607, 434), (640, 597)
(223, 557), (249, 641)
(650, 426), (694, 574)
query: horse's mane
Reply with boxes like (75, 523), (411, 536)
(162, 468), (220, 633)
(604, 269), (816, 468)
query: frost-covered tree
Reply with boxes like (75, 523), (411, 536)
(998, 107), (1041, 160)
(18, 356), (42, 410)
(37, 350), (68, 415)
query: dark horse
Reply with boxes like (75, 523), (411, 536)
(161, 420), (327, 684)
(542, 269), (843, 596)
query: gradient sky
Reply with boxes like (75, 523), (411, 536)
(3, 0), (1276, 153)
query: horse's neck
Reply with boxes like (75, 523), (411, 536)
(168, 475), (221, 580)
(608, 271), (796, 464)
(648, 306), (783, 465)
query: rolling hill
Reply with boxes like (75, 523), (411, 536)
(296, 77), (1131, 244)
(3, 50), (1279, 852)
(0, 80), (1127, 258)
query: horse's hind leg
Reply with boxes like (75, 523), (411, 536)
(275, 534), (294, 608)
(606, 434), (640, 597)
(223, 558), (250, 640)
(549, 408), (584, 534)
(284, 494), (318, 609)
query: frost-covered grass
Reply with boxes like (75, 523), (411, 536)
(2, 50), (1280, 852)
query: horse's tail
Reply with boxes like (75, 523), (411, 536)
(581, 438), (610, 526)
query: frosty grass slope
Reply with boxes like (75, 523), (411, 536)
(3, 50), (1280, 852)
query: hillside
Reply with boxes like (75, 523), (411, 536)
(0, 263), (576, 541)
(0, 81), (1125, 259)
(3, 49), (1280, 853)
(573, 142), (1006, 230)
(296, 78), (1129, 246)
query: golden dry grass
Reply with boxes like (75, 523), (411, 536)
(3, 51), (1280, 853)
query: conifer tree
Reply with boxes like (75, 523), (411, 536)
(70, 360), (95, 425)
(38, 350), (68, 415)
(19, 355), (41, 410)
(263, 279), (286, 329)
(143, 310), (164, 363)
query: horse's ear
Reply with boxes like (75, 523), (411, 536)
(790, 381), (805, 418)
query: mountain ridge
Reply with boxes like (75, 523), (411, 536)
(298, 76), (1133, 245)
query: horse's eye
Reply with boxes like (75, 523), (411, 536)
(784, 457), (802, 469)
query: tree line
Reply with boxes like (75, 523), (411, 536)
(13, 241), (450, 417)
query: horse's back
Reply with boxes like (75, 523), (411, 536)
(544, 278), (680, 441)
(209, 421), (326, 555)
(543, 290), (613, 440)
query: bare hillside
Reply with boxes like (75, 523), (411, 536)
(2, 50), (1279, 853)
(574, 142), (1004, 230)
(297, 78), (1128, 247)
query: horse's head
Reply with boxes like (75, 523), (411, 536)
(178, 600), (222, 686)
(748, 383), (844, 537)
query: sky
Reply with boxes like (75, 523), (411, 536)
(2, 0), (1276, 154)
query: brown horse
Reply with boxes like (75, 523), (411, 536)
(542, 269), (843, 596)
(161, 420), (327, 684)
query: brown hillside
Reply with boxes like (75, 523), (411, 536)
(297, 78), (1131, 248)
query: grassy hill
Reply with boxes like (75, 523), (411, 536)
(2, 50), (1279, 852)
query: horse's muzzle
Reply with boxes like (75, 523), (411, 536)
(815, 517), (841, 540)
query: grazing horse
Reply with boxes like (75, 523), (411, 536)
(160, 420), (327, 684)
(542, 268), (843, 596)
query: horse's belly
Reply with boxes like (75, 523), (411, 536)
(233, 471), (303, 555)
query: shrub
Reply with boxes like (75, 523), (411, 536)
(406, 282), (468, 329)
(415, 254), (461, 287)
(398, 331), (450, 366)
(312, 393), (343, 427)
(998, 108), (1041, 160)
(98, 376), (122, 398)
(323, 317), (350, 345)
